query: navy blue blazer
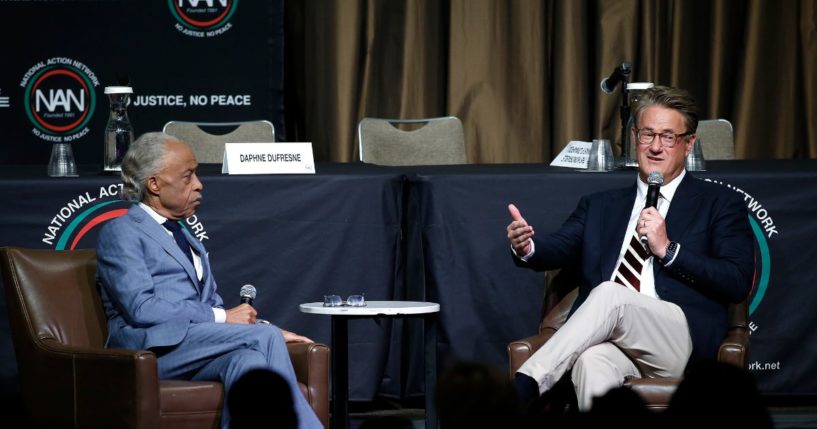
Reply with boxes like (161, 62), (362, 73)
(516, 173), (754, 363)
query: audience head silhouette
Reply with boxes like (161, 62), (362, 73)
(576, 386), (654, 429)
(227, 368), (297, 429)
(665, 359), (772, 428)
(436, 360), (524, 429)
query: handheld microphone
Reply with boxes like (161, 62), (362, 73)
(239, 284), (256, 305)
(641, 171), (664, 246)
(645, 171), (664, 209)
(600, 62), (632, 94)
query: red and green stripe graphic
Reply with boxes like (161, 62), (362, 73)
(55, 201), (127, 250)
(748, 216), (771, 316)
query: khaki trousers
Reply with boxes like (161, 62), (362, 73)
(517, 281), (692, 411)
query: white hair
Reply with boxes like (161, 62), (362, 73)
(120, 132), (178, 202)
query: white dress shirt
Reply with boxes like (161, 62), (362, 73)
(610, 170), (685, 298)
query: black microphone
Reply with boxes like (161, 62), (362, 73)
(239, 284), (256, 305)
(600, 62), (632, 94)
(645, 171), (664, 209)
(641, 171), (664, 246)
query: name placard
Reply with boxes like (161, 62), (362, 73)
(222, 142), (316, 175)
(550, 141), (592, 169)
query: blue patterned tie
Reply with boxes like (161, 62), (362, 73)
(162, 220), (194, 265)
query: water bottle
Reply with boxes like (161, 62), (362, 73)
(103, 86), (134, 171)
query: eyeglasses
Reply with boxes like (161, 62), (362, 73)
(323, 294), (366, 307)
(635, 128), (692, 148)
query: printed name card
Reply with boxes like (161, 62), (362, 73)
(550, 141), (592, 169)
(222, 142), (316, 175)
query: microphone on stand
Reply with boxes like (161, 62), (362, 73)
(239, 284), (256, 305)
(641, 171), (664, 245)
(600, 62), (632, 94)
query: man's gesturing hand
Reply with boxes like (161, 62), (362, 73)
(507, 203), (534, 257)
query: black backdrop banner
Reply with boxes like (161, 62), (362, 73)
(1, 161), (817, 401)
(0, 0), (284, 166)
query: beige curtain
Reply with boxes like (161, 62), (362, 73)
(286, 0), (817, 162)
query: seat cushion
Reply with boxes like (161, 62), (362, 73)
(157, 379), (308, 428)
(160, 380), (223, 428)
(623, 377), (680, 409)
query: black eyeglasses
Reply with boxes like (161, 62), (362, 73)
(634, 128), (692, 148)
(323, 294), (366, 307)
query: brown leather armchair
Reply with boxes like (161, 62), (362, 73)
(0, 246), (330, 428)
(507, 269), (750, 410)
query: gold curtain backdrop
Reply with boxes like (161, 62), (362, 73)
(285, 0), (817, 163)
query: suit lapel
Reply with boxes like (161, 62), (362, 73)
(129, 206), (201, 290)
(601, 186), (637, 280)
(184, 228), (212, 291)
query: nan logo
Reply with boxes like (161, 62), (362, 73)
(169, 0), (238, 38)
(20, 57), (99, 144)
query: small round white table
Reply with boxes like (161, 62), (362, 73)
(300, 301), (440, 429)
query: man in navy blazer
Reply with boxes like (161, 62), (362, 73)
(96, 132), (323, 429)
(507, 86), (753, 411)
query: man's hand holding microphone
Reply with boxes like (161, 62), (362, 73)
(226, 284), (312, 343)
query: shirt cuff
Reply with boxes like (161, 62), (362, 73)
(213, 307), (226, 323)
(663, 243), (681, 266)
(512, 239), (535, 262)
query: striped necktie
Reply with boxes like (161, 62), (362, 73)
(613, 231), (650, 291)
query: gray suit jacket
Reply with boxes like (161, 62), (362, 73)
(96, 205), (224, 350)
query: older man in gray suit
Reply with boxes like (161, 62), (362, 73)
(96, 132), (323, 429)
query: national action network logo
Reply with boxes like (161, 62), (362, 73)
(20, 57), (99, 144)
(169, 0), (238, 38)
(705, 179), (778, 333)
(42, 184), (210, 250)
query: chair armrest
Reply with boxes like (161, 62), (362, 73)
(623, 376), (681, 410)
(287, 342), (330, 428)
(287, 342), (329, 386)
(718, 327), (749, 368)
(508, 328), (557, 377)
(37, 340), (161, 429)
